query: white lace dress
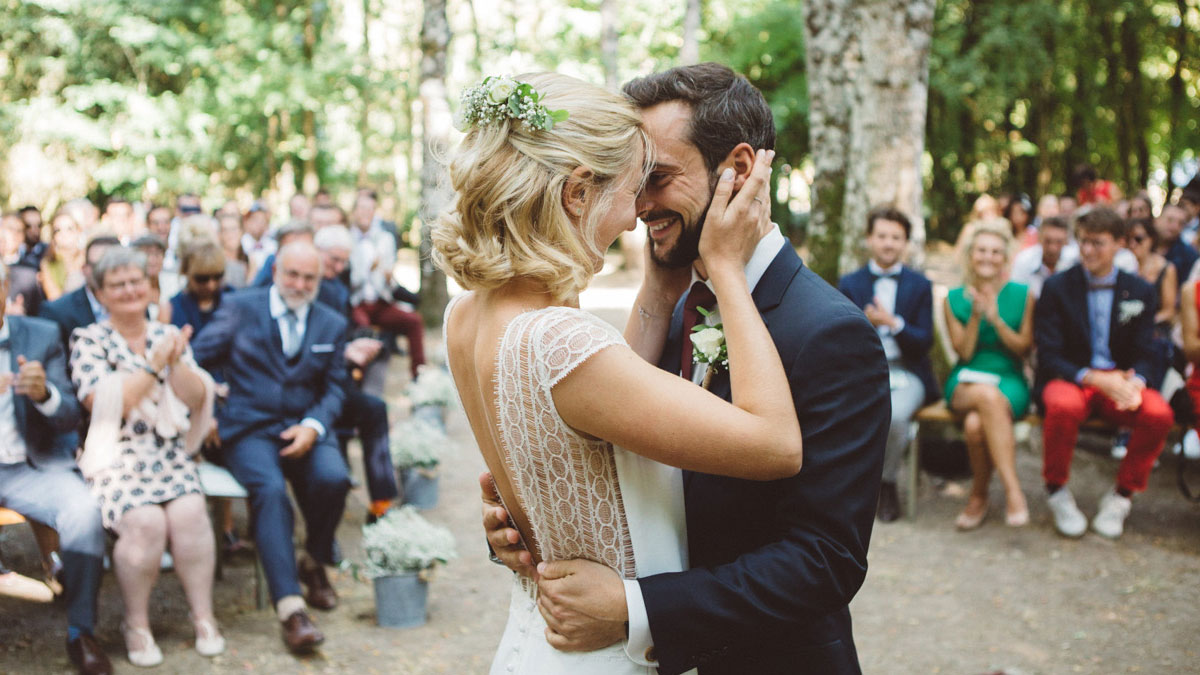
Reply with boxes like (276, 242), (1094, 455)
(446, 296), (688, 675)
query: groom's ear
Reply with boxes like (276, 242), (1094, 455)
(719, 143), (757, 192)
(562, 166), (593, 221)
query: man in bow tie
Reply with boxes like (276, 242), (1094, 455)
(1035, 206), (1171, 540)
(191, 241), (350, 654)
(838, 207), (939, 522)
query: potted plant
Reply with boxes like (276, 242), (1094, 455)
(390, 418), (450, 509)
(362, 506), (457, 628)
(408, 365), (458, 429)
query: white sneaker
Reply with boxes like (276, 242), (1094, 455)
(1184, 429), (1200, 460)
(1092, 490), (1132, 539)
(121, 622), (163, 668)
(193, 616), (226, 657)
(1110, 443), (1128, 460)
(1046, 488), (1087, 538)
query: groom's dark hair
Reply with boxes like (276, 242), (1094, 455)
(622, 63), (775, 175)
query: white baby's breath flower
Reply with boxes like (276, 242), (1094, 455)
(362, 506), (457, 576)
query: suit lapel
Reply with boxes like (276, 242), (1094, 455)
(8, 319), (28, 437)
(261, 292), (287, 370)
(1066, 266), (1092, 349)
(1109, 272), (1132, 355)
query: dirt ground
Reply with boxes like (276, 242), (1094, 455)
(2, 257), (1199, 674)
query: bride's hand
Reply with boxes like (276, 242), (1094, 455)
(697, 149), (775, 276)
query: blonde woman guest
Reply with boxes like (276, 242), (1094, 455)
(437, 73), (803, 673)
(40, 211), (86, 301)
(216, 212), (249, 289)
(944, 218), (1034, 529)
(71, 247), (222, 667)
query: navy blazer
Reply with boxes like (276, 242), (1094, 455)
(38, 286), (96, 350)
(1034, 265), (1158, 408)
(190, 287), (349, 444)
(639, 244), (889, 675)
(838, 265), (939, 403)
(4, 316), (82, 471)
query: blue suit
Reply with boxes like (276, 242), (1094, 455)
(38, 286), (96, 350)
(639, 244), (890, 674)
(191, 287), (351, 602)
(0, 316), (104, 635)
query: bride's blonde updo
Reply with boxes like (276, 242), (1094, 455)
(433, 72), (651, 300)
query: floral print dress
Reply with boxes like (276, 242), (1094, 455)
(70, 321), (202, 530)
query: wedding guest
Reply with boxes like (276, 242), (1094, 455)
(2, 212), (27, 264)
(1035, 206), (1170, 539)
(17, 206), (47, 268)
(191, 241), (350, 654)
(62, 199), (100, 237)
(1177, 276), (1200, 457)
(309, 203), (346, 232)
(1074, 164), (1122, 205)
(251, 222), (314, 288)
(1011, 217), (1078, 299)
(1059, 194), (1079, 223)
(101, 199), (138, 243)
(289, 194), (311, 223)
(131, 235), (170, 322)
(1129, 193), (1154, 221)
(838, 206), (938, 522)
(40, 212), (86, 302)
(1155, 203), (1197, 288)
(1004, 193), (1036, 248)
(39, 236), (122, 348)
(1126, 217), (1176, 389)
(169, 243), (232, 338)
(944, 218), (1033, 529)
(1032, 194), (1059, 229)
(5, 212), (46, 317)
(241, 201), (275, 278)
(1180, 187), (1200, 246)
(70, 246), (222, 666)
(216, 212), (249, 289)
(0, 266), (110, 675)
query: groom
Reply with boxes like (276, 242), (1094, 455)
(485, 63), (889, 674)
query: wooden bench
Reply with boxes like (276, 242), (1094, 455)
(198, 463), (268, 610)
(0, 508), (56, 603)
(0, 507), (26, 527)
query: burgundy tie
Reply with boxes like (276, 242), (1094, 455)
(680, 281), (717, 381)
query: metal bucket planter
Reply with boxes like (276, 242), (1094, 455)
(400, 467), (440, 509)
(411, 403), (446, 430)
(372, 570), (428, 628)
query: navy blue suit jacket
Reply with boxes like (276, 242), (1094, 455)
(639, 244), (890, 675)
(838, 265), (939, 403)
(190, 287), (349, 445)
(5, 316), (82, 471)
(38, 286), (96, 350)
(1034, 265), (1158, 408)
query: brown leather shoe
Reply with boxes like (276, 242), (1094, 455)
(298, 556), (338, 611)
(66, 634), (114, 675)
(280, 609), (325, 653)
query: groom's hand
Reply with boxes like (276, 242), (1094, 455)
(480, 472), (536, 578)
(537, 559), (627, 652)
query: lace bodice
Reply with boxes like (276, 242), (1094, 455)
(447, 296), (635, 579)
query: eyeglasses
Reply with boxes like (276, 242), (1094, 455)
(190, 273), (223, 284)
(103, 277), (148, 292)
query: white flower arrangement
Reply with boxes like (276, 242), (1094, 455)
(690, 307), (728, 383)
(362, 506), (457, 577)
(390, 418), (449, 468)
(454, 76), (569, 133)
(1118, 299), (1145, 325)
(408, 365), (459, 409)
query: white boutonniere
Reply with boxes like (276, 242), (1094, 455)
(690, 307), (727, 390)
(1118, 299), (1145, 325)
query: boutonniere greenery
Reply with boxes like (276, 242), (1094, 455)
(690, 307), (727, 390)
(1118, 299), (1145, 325)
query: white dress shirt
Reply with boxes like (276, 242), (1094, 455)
(1011, 243), (1080, 299)
(0, 322), (63, 465)
(867, 259), (906, 361)
(349, 223), (397, 305)
(267, 286), (325, 439)
(622, 225), (786, 668)
(242, 233), (278, 274)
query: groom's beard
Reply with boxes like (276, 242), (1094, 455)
(648, 176), (718, 269)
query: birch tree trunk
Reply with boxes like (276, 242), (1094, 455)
(681, 0), (702, 65)
(804, 0), (934, 280)
(601, 0), (619, 90)
(418, 0), (452, 326)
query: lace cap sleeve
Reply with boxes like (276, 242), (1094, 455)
(509, 307), (626, 389)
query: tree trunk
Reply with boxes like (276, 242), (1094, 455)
(302, 2), (319, 195)
(358, 0), (372, 185)
(601, 0), (619, 90)
(805, 0), (934, 280)
(681, 0), (701, 65)
(418, 0), (452, 326)
(1165, 0), (1188, 197)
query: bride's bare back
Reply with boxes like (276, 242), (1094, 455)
(445, 290), (634, 578)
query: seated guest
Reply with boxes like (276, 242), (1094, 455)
(39, 236), (122, 348)
(40, 211), (86, 302)
(191, 241), (350, 654)
(1177, 277), (1200, 456)
(1035, 206), (1171, 539)
(1011, 216), (1078, 299)
(1155, 203), (1197, 289)
(944, 219), (1034, 529)
(251, 222), (315, 288)
(216, 212), (249, 289)
(4, 212), (46, 318)
(131, 235), (170, 322)
(240, 202), (275, 278)
(169, 242), (233, 338)
(0, 268), (109, 675)
(348, 190), (425, 380)
(315, 225), (398, 520)
(1126, 217), (1177, 389)
(69, 247), (222, 666)
(1004, 193), (1036, 248)
(17, 206), (48, 268)
(838, 206), (938, 522)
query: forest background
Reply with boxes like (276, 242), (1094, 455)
(1, 0), (1197, 317)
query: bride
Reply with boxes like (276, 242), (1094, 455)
(433, 72), (799, 674)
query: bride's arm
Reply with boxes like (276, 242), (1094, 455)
(623, 244), (690, 364)
(555, 151), (801, 481)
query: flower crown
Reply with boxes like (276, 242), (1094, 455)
(454, 76), (569, 133)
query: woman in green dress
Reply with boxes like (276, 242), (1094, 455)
(944, 218), (1034, 530)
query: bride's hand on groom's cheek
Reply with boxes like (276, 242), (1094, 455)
(536, 560), (626, 652)
(480, 472), (536, 578)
